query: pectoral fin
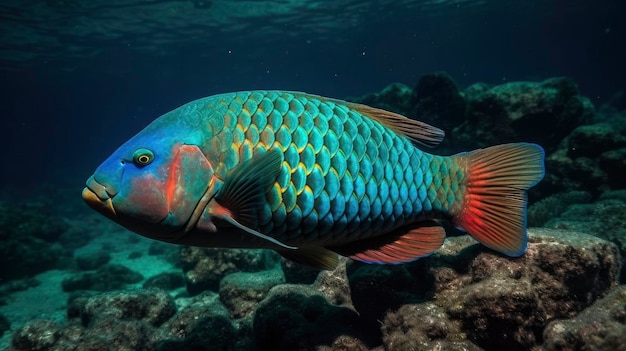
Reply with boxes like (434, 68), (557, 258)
(210, 148), (295, 249)
(330, 221), (446, 264)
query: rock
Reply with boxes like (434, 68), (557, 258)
(11, 290), (179, 350)
(179, 247), (273, 295)
(348, 83), (414, 115)
(0, 199), (69, 281)
(156, 314), (236, 351)
(280, 258), (321, 284)
(382, 303), (482, 351)
(410, 72), (467, 132)
(162, 291), (230, 339)
(527, 190), (592, 227)
(61, 264), (144, 292)
(80, 289), (176, 327)
(0, 313), (9, 337)
(600, 148), (626, 188)
(454, 77), (594, 153)
(542, 147), (610, 196)
(11, 319), (60, 351)
(75, 251), (111, 270)
(543, 285), (626, 351)
(1, 201), (69, 242)
(219, 269), (285, 318)
(0, 235), (64, 281)
(313, 257), (353, 308)
(348, 260), (432, 320)
(567, 123), (626, 158)
(348, 228), (619, 350)
(253, 291), (377, 351)
(6, 227), (620, 351)
(544, 198), (626, 283)
(143, 272), (186, 290)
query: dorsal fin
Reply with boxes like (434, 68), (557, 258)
(347, 102), (445, 148)
(290, 91), (445, 148)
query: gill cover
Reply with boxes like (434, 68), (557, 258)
(108, 143), (213, 238)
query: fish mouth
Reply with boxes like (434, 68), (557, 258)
(82, 175), (116, 218)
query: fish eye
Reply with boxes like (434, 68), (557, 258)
(132, 148), (154, 166)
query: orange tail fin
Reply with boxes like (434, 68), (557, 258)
(451, 143), (545, 256)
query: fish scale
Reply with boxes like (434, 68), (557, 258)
(205, 91), (463, 246)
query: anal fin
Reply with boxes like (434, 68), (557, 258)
(277, 247), (339, 270)
(330, 221), (446, 264)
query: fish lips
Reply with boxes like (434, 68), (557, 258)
(82, 175), (117, 219)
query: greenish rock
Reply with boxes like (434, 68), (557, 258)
(61, 264), (144, 292)
(80, 289), (176, 327)
(545, 198), (626, 283)
(253, 292), (377, 351)
(567, 123), (626, 158)
(157, 314), (235, 351)
(347, 228), (619, 351)
(543, 286), (626, 351)
(219, 269), (285, 318)
(382, 303), (482, 351)
(280, 258), (321, 284)
(410, 71), (467, 132)
(527, 191), (591, 227)
(75, 251), (111, 271)
(0, 313), (9, 338)
(179, 247), (275, 295)
(454, 77), (594, 153)
(143, 271), (186, 290)
(348, 82), (414, 115)
(600, 148), (626, 188)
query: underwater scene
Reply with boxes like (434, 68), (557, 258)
(1, 0), (625, 350)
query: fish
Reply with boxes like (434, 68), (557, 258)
(82, 90), (545, 270)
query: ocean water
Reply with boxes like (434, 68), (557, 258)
(1, 0), (625, 350)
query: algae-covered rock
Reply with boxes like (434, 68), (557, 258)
(219, 268), (285, 318)
(454, 77), (594, 152)
(11, 289), (177, 351)
(179, 247), (274, 295)
(543, 285), (626, 351)
(545, 197), (626, 283)
(7, 229), (621, 351)
(253, 291), (376, 351)
(410, 71), (467, 132)
(353, 228), (620, 351)
(348, 82), (414, 115)
(0, 200), (69, 281)
(143, 271), (186, 290)
(80, 289), (176, 327)
(75, 251), (111, 271)
(61, 264), (144, 292)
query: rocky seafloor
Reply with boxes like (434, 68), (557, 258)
(1, 74), (625, 350)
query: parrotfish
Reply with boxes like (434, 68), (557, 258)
(83, 91), (544, 270)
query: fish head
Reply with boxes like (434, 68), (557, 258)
(82, 123), (214, 242)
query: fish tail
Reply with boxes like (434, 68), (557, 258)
(451, 143), (545, 256)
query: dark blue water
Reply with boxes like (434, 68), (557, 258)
(0, 0), (624, 189)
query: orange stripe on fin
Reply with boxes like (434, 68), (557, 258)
(330, 221), (446, 264)
(452, 143), (545, 256)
